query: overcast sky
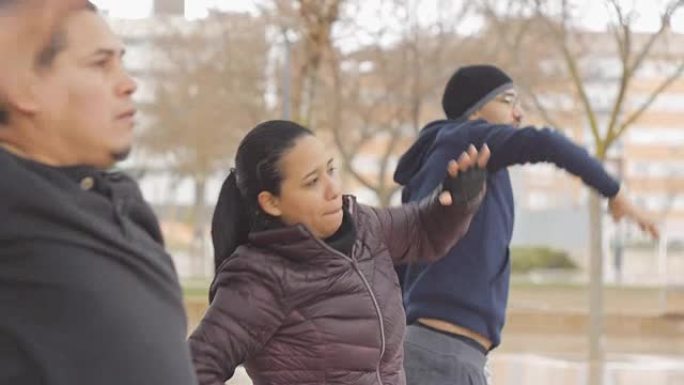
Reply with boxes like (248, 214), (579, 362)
(92, 0), (684, 33)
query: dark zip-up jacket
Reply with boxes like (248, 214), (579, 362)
(189, 188), (484, 385)
(0, 148), (197, 385)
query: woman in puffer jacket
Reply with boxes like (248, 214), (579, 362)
(188, 120), (489, 385)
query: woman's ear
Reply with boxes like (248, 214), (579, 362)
(257, 191), (282, 217)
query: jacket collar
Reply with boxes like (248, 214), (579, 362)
(247, 195), (358, 262)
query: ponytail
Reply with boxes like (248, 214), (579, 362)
(211, 170), (251, 275)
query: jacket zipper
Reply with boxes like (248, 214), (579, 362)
(312, 200), (386, 384)
(352, 258), (386, 385)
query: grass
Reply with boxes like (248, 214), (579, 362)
(181, 277), (675, 301)
(182, 278), (211, 299)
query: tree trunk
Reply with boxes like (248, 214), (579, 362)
(378, 188), (392, 208)
(588, 191), (605, 385)
(193, 177), (207, 276)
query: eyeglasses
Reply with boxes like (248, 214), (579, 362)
(495, 93), (521, 108)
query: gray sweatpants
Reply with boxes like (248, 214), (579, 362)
(404, 325), (488, 385)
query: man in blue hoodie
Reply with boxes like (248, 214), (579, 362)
(394, 64), (659, 385)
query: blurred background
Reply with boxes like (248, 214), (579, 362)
(93, 0), (683, 384)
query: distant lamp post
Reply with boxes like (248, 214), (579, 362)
(281, 27), (292, 121)
(612, 222), (624, 285)
(588, 143), (623, 385)
(606, 153), (625, 285)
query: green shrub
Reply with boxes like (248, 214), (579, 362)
(510, 246), (578, 274)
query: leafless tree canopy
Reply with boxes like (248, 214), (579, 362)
(137, 0), (683, 218)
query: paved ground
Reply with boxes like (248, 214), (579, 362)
(182, 250), (684, 385)
(223, 353), (684, 385)
(186, 285), (684, 385)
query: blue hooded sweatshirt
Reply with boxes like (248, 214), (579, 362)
(393, 118), (620, 348)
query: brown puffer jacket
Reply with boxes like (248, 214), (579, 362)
(189, 191), (483, 385)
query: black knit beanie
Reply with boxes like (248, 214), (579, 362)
(441, 65), (513, 120)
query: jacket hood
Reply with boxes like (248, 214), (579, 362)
(394, 119), (465, 185)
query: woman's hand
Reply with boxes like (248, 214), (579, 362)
(439, 144), (490, 206)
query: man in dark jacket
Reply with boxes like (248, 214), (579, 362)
(394, 64), (659, 385)
(0, 3), (197, 384)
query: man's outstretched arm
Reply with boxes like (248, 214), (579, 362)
(462, 121), (659, 239)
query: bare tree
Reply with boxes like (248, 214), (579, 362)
(263, 0), (344, 127)
(533, 0), (684, 159)
(535, 5), (684, 383)
(139, 12), (270, 255)
(326, 0), (475, 206)
(478, 1), (684, 383)
(258, 0), (477, 206)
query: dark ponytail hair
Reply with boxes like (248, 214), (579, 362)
(211, 120), (314, 273)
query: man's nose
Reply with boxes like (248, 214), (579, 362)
(512, 104), (524, 123)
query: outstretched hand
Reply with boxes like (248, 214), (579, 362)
(439, 144), (491, 206)
(608, 189), (660, 240)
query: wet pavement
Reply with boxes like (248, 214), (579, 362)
(222, 353), (684, 385)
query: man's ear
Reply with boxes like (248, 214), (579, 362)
(5, 75), (41, 116)
(257, 191), (282, 217)
(468, 109), (481, 121)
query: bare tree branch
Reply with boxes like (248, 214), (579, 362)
(330, 116), (377, 191)
(628, 1), (682, 74)
(604, 0), (634, 142)
(535, 0), (602, 146)
(607, 0), (629, 60)
(613, 61), (684, 141)
(519, 85), (563, 129)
